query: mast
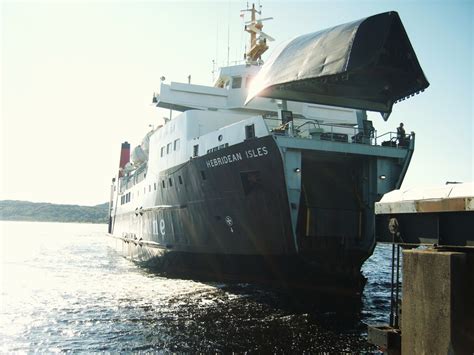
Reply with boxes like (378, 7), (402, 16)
(242, 3), (274, 65)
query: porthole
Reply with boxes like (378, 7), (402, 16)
(218, 134), (223, 142)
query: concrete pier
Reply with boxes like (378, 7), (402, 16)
(402, 249), (474, 354)
(368, 183), (474, 353)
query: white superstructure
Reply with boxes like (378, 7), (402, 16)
(114, 9), (365, 217)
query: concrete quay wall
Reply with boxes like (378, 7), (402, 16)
(402, 249), (474, 354)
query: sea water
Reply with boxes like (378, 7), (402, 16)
(0, 221), (393, 352)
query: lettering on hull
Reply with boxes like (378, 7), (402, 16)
(205, 146), (268, 168)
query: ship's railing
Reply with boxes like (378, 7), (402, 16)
(119, 163), (147, 194)
(375, 131), (414, 149)
(264, 116), (376, 145)
(297, 120), (376, 145)
(264, 116), (412, 148)
(375, 131), (397, 146)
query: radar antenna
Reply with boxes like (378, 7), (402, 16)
(241, 3), (274, 65)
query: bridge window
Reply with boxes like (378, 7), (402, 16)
(174, 138), (180, 151)
(193, 144), (199, 157)
(232, 77), (242, 89)
(167, 143), (172, 154)
(169, 178), (173, 187)
(178, 175), (183, 185)
(160, 146), (165, 157)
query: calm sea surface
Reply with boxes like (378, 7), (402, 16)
(0, 221), (393, 352)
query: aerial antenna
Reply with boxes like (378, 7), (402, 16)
(212, 18), (219, 83)
(212, 59), (216, 82)
(227, 0), (231, 66)
(227, 25), (230, 66)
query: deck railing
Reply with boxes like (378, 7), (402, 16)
(264, 116), (412, 148)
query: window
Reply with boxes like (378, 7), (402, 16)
(245, 124), (255, 139)
(169, 178), (173, 187)
(178, 175), (183, 185)
(160, 146), (165, 157)
(167, 143), (172, 154)
(162, 180), (165, 188)
(200, 170), (206, 180)
(154, 183), (157, 190)
(193, 144), (199, 157)
(174, 138), (180, 151)
(149, 185), (151, 192)
(232, 77), (242, 89)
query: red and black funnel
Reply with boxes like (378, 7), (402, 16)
(118, 141), (130, 177)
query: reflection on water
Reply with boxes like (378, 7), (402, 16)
(0, 221), (392, 352)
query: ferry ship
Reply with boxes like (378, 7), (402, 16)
(107, 6), (429, 294)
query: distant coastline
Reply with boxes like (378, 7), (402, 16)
(0, 200), (108, 224)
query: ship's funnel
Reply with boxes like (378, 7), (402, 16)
(246, 11), (429, 119)
(118, 141), (130, 177)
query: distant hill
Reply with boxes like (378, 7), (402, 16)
(0, 200), (109, 224)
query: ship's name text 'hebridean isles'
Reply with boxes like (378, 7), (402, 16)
(206, 146), (269, 168)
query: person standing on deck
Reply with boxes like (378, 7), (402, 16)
(397, 122), (407, 147)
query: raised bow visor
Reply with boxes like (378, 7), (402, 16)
(246, 11), (429, 119)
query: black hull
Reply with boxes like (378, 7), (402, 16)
(110, 135), (386, 294)
(108, 234), (366, 295)
(113, 136), (295, 255)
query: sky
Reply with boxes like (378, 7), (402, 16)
(1, 0), (473, 206)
